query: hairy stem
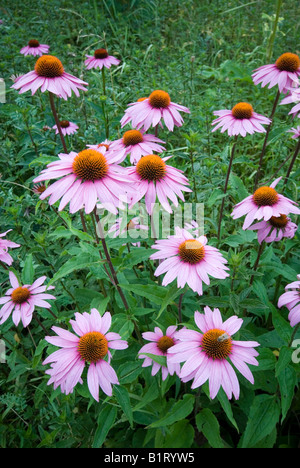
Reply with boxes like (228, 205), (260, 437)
(49, 92), (68, 153)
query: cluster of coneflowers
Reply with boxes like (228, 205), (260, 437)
(0, 42), (299, 402)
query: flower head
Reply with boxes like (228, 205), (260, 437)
(32, 183), (47, 195)
(53, 120), (78, 136)
(252, 53), (300, 93)
(108, 129), (166, 164)
(108, 215), (149, 247)
(85, 48), (120, 70)
(86, 139), (111, 155)
(184, 220), (200, 237)
(211, 102), (271, 137)
(280, 87), (300, 118)
(150, 227), (229, 296)
(11, 55), (88, 100)
(248, 214), (297, 244)
(0, 272), (55, 327)
(0, 230), (20, 266)
(278, 275), (300, 328)
(43, 309), (128, 401)
(231, 177), (300, 230)
(127, 155), (192, 215)
(287, 126), (300, 139)
(168, 308), (260, 400)
(121, 90), (190, 132)
(138, 326), (180, 381)
(33, 149), (134, 214)
(20, 40), (49, 57)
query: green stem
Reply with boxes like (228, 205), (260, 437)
(49, 92), (68, 153)
(254, 90), (281, 190)
(93, 209), (142, 343)
(0, 260), (8, 271)
(266, 0), (283, 63)
(283, 138), (300, 187)
(178, 293), (184, 324)
(217, 137), (238, 241)
(250, 242), (265, 286)
(289, 323), (300, 347)
(101, 68), (109, 139)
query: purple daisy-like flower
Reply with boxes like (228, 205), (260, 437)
(252, 53), (300, 93)
(231, 177), (300, 230)
(85, 48), (120, 70)
(120, 90), (190, 132)
(211, 102), (271, 137)
(167, 308), (260, 400)
(248, 214), (297, 244)
(33, 149), (134, 215)
(43, 309), (128, 401)
(0, 230), (20, 266)
(0, 272), (55, 327)
(150, 227), (229, 296)
(108, 129), (166, 164)
(278, 275), (300, 328)
(138, 326), (181, 381)
(127, 154), (192, 215)
(53, 120), (78, 136)
(11, 55), (88, 101)
(280, 87), (300, 118)
(20, 40), (49, 57)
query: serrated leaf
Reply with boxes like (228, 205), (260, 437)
(22, 253), (34, 284)
(196, 408), (224, 448)
(92, 405), (117, 448)
(139, 352), (167, 367)
(278, 366), (297, 422)
(241, 394), (280, 448)
(114, 385), (133, 427)
(148, 395), (195, 428)
(49, 255), (104, 284)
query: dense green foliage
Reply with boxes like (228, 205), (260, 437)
(0, 0), (299, 448)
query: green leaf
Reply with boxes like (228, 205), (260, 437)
(119, 283), (168, 305)
(148, 394), (195, 428)
(114, 385), (133, 427)
(240, 394), (280, 448)
(22, 253), (34, 284)
(157, 284), (183, 319)
(229, 174), (249, 199)
(217, 388), (239, 432)
(278, 366), (297, 422)
(275, 346), (294, 377)
(133, 380), (159, 411)
(256, 348), (277, 371)
(49, 255), (104, 284)
(139, 353), (167, 367)
(121, 248), (152, 270)
(163, 420), (195, 448)
(92, 405), (117, 448)
(118, 361), (143, 384)
(196, 408), (224, 448)
(272, 306), (292, 344)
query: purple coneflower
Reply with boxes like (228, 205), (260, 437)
(20, 40), (49, 57)
(138, 326), (181, 381)
(150, 227), (229, 296)
(43, 309), (128, 401)
(231, 177), (300, 229)
(168, 308), (260, 400)
(85, 48), (120, 70)
(0, 272), (55, 327)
